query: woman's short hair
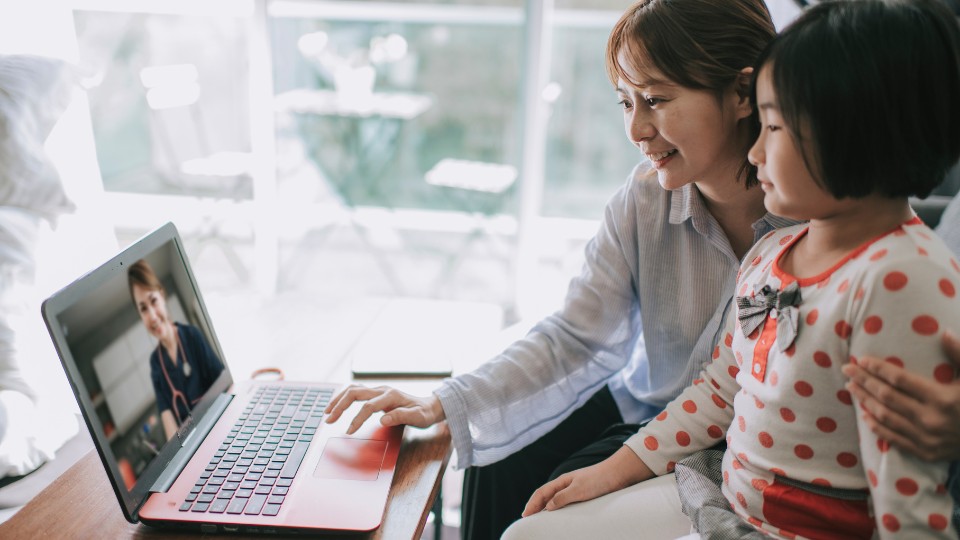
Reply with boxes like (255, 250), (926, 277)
(128, 259), (165, 304)
(605, 0), (776, 188)
(754, 0), (960, 199)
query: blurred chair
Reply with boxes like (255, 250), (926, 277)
(140, 63), (251, 282)
(425, 158), (518, 295)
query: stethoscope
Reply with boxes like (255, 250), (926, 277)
(156, 325), (199, 426)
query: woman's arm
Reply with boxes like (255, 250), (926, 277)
(842, 331), (960, 462)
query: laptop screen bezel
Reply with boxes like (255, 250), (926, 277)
(40, 222), (235, 523)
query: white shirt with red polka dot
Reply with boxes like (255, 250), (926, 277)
(626, 217), (959, 539)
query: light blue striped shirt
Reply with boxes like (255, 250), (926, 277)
(436, 163), (797, 469)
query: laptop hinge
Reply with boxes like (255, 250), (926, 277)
(148, 393), (233, 494)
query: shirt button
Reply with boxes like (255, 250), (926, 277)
(754, 364), (762, 373)
(769, 309), (778, 319)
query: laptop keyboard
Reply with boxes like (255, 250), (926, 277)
(178, 385), (333, 516)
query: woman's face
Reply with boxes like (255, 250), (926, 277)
(132, 284), (172, 342)
(616, 51), (752, 191)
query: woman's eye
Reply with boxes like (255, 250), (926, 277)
(766, 124), (781, 132)
(644, 97), (663, 107)
(617, 99), (633, 110)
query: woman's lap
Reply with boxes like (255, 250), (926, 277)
(500, 474), (693, 540)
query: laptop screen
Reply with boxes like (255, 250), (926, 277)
(42, 223), (233, 520)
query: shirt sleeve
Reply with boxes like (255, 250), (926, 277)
(624, 300), (740, 474)
(849, 254), (959, 539)
(437, 175), (643, 469)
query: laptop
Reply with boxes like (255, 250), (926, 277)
(41, 222), (404, 535)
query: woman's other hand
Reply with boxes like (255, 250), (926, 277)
(842, 331), (960, 461)
(323, 384), (446, 435)
(522, 446), (654, 517)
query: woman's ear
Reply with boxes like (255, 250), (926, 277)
(733, 66), (754, 120)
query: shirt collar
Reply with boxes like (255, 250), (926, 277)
(669, 184), (802, 238)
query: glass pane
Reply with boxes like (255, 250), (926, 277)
(271, 13), (523, 213)
(73, 11), (252, 199)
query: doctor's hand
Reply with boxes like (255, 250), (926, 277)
(324, 384), (446, 435)
(522, 446), (654, 517)
(842, 330), (960, 462)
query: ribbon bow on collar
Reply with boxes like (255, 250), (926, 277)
(735, 281), (803, 352)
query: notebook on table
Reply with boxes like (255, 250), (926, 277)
(41, 222), (403, 535)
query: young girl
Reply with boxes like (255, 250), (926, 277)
(518, 0), (960, 538)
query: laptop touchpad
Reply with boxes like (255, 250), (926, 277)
(313, 438), (388, 481)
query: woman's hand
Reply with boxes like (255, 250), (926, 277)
(323, 384), (446, 435)
(522, 446), (654, 517)
(842, 331), (960, 462)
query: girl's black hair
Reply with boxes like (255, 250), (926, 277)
(752, 0), (960, 199)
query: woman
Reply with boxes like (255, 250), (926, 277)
(128, 259), (223, 440)
(324, 1), (960, 537)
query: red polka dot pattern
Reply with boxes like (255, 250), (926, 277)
(882, 514), (900, 532)
(834, 321), (853, 338)
(837, 390), (853, 405)
(779, 235), (793, 246)
(837, 279), (850, 293)
(676, 431), (691, 446)
(805, 309), (819, 325)
(934, 363), (956, 383)
(870, 249), (888, 261)
(885, 356), (904, 368)
(656, 410), (668, 421)
(816, 417), (837, 433)
(780, 408), (795, 422)
(707, 425), (723, 439)
(794, 381), (813, 397)
(794, 445), (814, 459)
(758, 432), (774, 448)
(883, 271), (908, 291)
(812, 351), (832, 368)
(930, 514), (949, 531)
(863, 316), (883, 334)
(912, 315), (939, 336)
(940, 279), (956, 298)
(643, 436), (658, 451)
(896, 478), (919, 496)
(837, 452), (858, 468)
(682, 400), (697, 414)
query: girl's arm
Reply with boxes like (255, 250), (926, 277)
(523, 301), (742, 515)
(849, 256), (959, 539)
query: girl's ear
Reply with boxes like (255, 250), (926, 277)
(733, 66), (754, 120)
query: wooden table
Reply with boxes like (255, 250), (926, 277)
(0, 412), (451, 540)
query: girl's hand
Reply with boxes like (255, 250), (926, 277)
(522, 446), (654, 516)
(323, 384), (446, 435)
(842, 331), (960, 462)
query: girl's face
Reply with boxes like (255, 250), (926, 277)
(748, 66), (839, 220)
(616, 51), (753, 191)
(133, 284), (173, 342)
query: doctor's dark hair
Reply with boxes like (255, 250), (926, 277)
(128, 259), (166, 305)
(605, 0), (776, 188)
(753, 0), (960, 199)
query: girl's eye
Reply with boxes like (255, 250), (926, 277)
(766, 124), (781, 132)
(644, 97), (663, 107)
(617, 99), (633, 110)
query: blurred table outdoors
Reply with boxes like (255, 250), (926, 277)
(275, 89), (433, 294)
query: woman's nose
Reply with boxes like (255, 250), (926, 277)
(628, 110), (655, 144)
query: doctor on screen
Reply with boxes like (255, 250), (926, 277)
(128, 260), (223, 440)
